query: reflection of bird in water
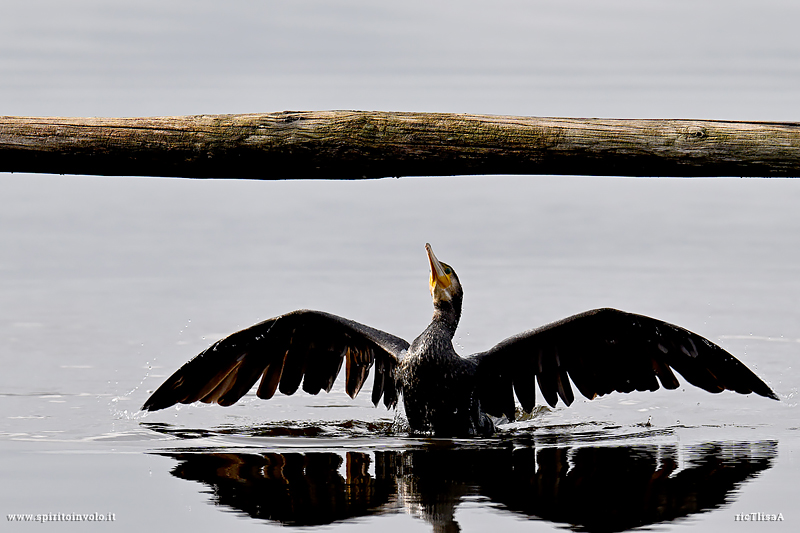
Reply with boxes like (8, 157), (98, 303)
(158, 441), (778, 531)
(142, 244), (778, 436)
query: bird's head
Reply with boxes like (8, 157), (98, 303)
(426, 243), (463, 327)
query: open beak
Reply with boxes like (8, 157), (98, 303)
(426, 243), (451, 293)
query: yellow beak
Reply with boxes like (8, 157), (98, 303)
(426, 243), (451, 293)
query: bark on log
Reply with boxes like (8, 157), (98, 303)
(1, 111), (799, 179)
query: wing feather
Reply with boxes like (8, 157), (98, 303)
(512, 350), (537, 412)
(535, 346), (560, 409)
(218, 352), (271, 406)
(278, 329), (309, 396)
(142, 309), (407, 412)
(473, 308), (778, 419)
(302, 342), (345, 395)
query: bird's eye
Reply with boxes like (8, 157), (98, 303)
(444, 267), (452, 275)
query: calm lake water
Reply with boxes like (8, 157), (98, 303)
(2, 2), (799, 532)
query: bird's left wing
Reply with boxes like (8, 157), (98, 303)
(471, 308), (778, 420)
(142, 309), (408, 412)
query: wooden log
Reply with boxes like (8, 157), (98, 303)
(1, 111), (799, 179)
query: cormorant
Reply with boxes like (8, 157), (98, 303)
(142, 244), (778, 436)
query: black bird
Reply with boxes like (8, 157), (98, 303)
(142, 244), (778, 436)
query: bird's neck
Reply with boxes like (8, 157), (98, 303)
(431, 300), (461, 337)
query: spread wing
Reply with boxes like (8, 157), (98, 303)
(142, 309), (408, 412)
(472, 308), (778, 420)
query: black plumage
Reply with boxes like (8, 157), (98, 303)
(142, 244), (778, 436)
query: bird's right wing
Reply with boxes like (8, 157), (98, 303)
(141, 310), (408, 412)
(471, 308), (778, 420)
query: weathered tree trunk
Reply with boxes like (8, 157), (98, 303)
(1, 111), (798, 179)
